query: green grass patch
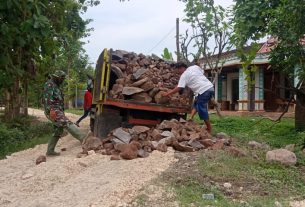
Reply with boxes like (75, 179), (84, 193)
(65, 108), (84, 115)
(0, 115), (52, 159)
(174, 115), (305, 206)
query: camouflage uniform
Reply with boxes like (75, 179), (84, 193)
(43, 70), (86, 156)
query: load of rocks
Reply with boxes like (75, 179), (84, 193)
(109, 50), (191, 107)
(81, 118), (232, 160)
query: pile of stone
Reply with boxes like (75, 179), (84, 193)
(109, 50), (191, 107)
(81, 118), (232, 160)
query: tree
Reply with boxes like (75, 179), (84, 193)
(233, 0), (305, 131)
(0, 0), (99, 120)
(161, 48), (174, 61)
(180, 0), (232, 83)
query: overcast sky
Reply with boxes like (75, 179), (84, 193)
(81, 0), (234, 64)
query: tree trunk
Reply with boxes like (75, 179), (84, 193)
(295, 85), (305, 131)
(4, 79), (21, 121)
(23, 79), (28, 116)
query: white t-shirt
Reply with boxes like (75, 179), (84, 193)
(177, 65), (213, 95)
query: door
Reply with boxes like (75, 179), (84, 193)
(231, 79), (239, 110)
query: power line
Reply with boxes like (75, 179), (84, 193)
(147, 15), (186, 54)
(147, 26), (176, 54)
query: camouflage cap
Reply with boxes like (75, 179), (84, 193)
(52, 70), (66, 78)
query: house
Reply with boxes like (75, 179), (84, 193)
(202, 39), (296, 112)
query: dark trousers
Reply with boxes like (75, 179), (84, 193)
(76, 109), (90, 124)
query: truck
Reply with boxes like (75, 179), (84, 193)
(91, 49), (192, 139)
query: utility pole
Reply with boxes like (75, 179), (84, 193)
(176, 18), (180, 61)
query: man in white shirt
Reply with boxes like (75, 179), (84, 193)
(162, 62), (215, 133)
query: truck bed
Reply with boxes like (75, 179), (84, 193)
(103, 98), (191, 113)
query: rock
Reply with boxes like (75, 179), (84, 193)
(248, 141), (263, 149)
(87, 150), (96, 155)
(111, 84), (124, 95)
(172, 141), (194, 152)
(119, 143), (139, 160)
(189, 132), (200, 140)
(82, 136), (103, 153)
(131, 77), (148, 87)
(156, 143), (168, 152)
(137, 149), (150, 158)
(122, 87), (144, 96)
(202, 193), (215, 200)
(154, 91), (170, 104)
(140, 81), (154, 91)
(131, 68), (148, 80)
(248, 141), (270, 150)
(110, 155), (121, 160)
(113, 128), (131, 144)
(188, 140), (204, 150)
(112, 138), (126, 144)
(161, 131), (174, 138)
(151, 129), (162, 140)
(104, 143), (114, 150)
(151, 53), (161, 60)
(227, 146), (246, 157)
(223, 182), (232, 189)
(132, 126), (150, 134)
(36, 155), (46, 165)
(115, 78), (125, 85)
(211, 139), (225, 150)
(131, 92), (152, 103)
(148, 88), (159, 97)
(21, 172), (34, 180)
(61, 148), (67, 151)
(151, 141), (159, 150)
(157, 120), (177, 130)
(158, 137), (173, 146)
(285, 144), (295, 152)
(216, 132), (229, 139)
(200, 139), (214, 148)
(266, 149), (297, 166)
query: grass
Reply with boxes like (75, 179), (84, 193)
(0, 115), (53, 159)
(174, 114), (305, 206)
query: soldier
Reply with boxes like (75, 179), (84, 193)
(43, 70), (87, 156)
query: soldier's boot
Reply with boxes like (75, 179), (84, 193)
(66, 122), (87, 143)
(46, 136), (61, 156)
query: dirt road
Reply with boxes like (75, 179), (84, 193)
(0, 109), (178, 207)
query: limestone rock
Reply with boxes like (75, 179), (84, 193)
(172, 141), (194, 152)
(122, 87), (144, 96)
(131, 92), (152, 103)
(131, 68), (148, 80)
(82, 136), (103, 153)
(36, 155), (46, 165)
(266, 148), (297, 166)
(132, 126), (150, 134)
(113, 128), (131, 144)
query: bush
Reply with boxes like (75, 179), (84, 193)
(0, 116), (52, 158)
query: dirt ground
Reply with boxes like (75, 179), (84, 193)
(0, 109), (303, 207)
(0, 109), (178, 207)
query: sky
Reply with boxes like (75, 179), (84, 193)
(81, 0), (234, 64)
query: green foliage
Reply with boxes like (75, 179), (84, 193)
(0, 0), (99, 118)
(180, 0), (233, 82)
(233, 0), (305, 86)
(0, 116), (52, 158)
(161, 48), (173, 61)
